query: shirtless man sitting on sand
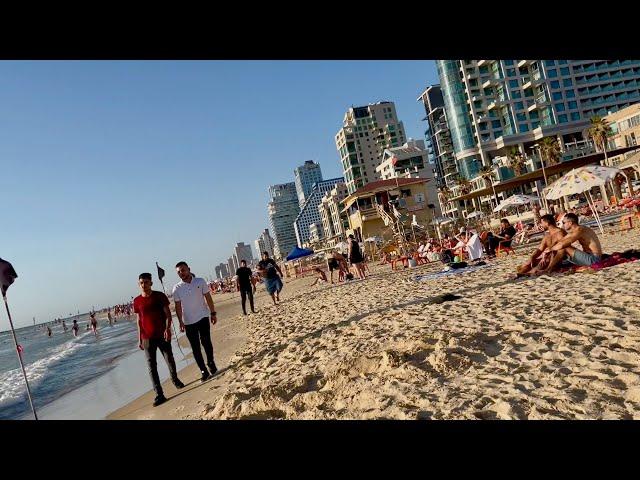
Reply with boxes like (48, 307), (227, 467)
(539, 212), (603, 274)
(517, 214), (567, 276)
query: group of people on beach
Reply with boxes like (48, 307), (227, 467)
(134, 260), (220, 407)
(517, 212), (603, 275)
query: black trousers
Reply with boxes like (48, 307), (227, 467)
(184, 317), (216, 373)
(240, 286), (255, 314)
(143, 338), (179, 397)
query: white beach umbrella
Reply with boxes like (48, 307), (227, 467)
(466, 211), (484, 219)
(544, 165), (625, 234)
(493, 194), (541, 213)
(544, 165), (623, 200)
(364, 236), (382, 243)
(334, 241), (349, 253)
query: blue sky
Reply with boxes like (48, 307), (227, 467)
(1, 60), (439, 327)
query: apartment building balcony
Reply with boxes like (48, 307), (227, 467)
(482, 77), (503, 89)
(487, 99), (505, 110)
(517, 59), (533, 68)
(477, 60), (487, 67)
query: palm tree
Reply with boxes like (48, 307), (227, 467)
(437, 186), (452, 213)
(455, 177), (472, 213)
(540, 137), (561, 167)
(507, 146), (526, 176)
(478, 165), (495, 189)
(588, 115), (613, 164)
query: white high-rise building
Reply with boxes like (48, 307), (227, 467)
(254, 228), (275, 258)
(335, 101), (406, 194)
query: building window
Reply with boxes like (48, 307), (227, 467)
(545, 60), (556, 67)
(509, 79), (519, 88)
(552, 92), (563, 101)
(515, 102), (524, 111)
(531, 121), (540, 129)
(491, 120), (501, 129)
(512, 90), (522, 99)
(560, 67), (570, 75)
(558, 114), (568, 123)
(494, 130), (503, 138)
(504, 60), (514, 66)
(547, 69), (558, 78)
(563, 78), (573, 87)
(550, 80), (560, 89)
(566, 89), (576, 98)
(516, 112), (527, 121)
(506, 68), (516, 77)
(519, 123), (530, 132)
(568, 101), (578, 110)
(555, 103), (566, 112)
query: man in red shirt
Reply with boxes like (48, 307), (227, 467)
(133, 272), (184, 407)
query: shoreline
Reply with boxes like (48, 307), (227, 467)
(107, 276), (313, 419)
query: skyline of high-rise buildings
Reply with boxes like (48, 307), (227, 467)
(267, 182), (301, 260)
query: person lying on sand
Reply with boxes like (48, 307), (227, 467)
(517, 214), (567, 276)
(537, 212), (603, 274)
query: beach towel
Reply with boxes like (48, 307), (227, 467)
(413, 263), (492, 282)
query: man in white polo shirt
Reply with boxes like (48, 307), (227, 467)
(172, 261), (218, 382)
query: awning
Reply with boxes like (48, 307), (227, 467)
(451, 145), (640, 202)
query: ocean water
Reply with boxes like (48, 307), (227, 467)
(0, 315), (140, 420)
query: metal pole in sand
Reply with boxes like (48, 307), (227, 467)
(2, 293), (38, 420)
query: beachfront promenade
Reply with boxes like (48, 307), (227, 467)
(110, 227), (640, 420)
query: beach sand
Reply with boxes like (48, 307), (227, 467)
(112, 228), (640, 420)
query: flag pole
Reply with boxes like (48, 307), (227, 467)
(156, 262), (187, 361)
(2, 293), (38, 420)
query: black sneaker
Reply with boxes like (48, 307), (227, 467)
(173, 379), (185, 389)
(200, 370), (210, 382)
(153, 395), (167, 407)
(208, 363), (218, 376)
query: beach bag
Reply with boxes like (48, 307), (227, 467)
(449, 261), (468, 269)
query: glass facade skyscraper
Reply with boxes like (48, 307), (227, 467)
(294, 160), (323, 207)
(436, 59), (640, 183)
(267, 182), (301, 260)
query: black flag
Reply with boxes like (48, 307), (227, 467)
(156, 262), (165, 282)
(0, 258), (18, 295)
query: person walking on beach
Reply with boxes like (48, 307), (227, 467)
(347, 234), (366, 279)
(72, 319), (79, 337)
(172, 261), (219, 382)
(62, 320), (68, 332)
(236, 260), (256, 316)
(46, 326), (52, 337)
(134, 272), (185, 407)
(107, 308), (113, 327)
(257, 252), (284, 305)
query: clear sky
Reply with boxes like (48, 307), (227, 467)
(1, 60), (439, 328)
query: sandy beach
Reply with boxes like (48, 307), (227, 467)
(110, 228), (640, 420)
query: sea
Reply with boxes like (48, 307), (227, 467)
(0, 314), (144, 420)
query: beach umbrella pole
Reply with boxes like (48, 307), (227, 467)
(585, 191), (604, 234)
(2, 293), (38, 420)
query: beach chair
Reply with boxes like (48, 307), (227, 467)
(496, 242), (516, 257)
